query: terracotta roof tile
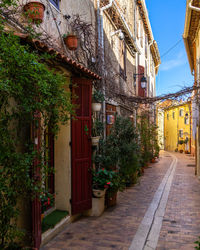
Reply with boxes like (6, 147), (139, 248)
(14, 32), (101, 80)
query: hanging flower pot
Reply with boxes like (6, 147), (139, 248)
(63, 34), (78, 51)
(24, 2), (45, 23)
(92, 103), (102, 112)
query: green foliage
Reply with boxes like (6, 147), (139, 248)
(92, 119), (104, 137)
(178, 138), (188, 145)
(92, 168), (115, 190)
(42, 210), (69, 233)
(106, 170), (124, 195)
(95, 116), (141, 191)
(109, 116), (140, 184)
(137, 113), (160, 165)
(195, 236), (200, 250)
(0, 30), (74, 247)
(92, 90), (104, 103)
(40, 191), (54, 214)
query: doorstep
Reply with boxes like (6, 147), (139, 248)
(41, 215), (71, 247)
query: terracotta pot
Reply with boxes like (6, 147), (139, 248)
(151, 158), (156, 163)
(41, 213), (44, 221)
(64, 35), (78, 51)
(93, 189), (106, 198)
(24, 2), (45, 23)
(105, 192), (117, 207)
(92, 103), (101, 112)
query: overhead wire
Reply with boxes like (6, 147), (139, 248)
(160, 39), (182, 59)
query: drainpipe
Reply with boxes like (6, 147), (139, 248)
(189, 0), (200, 12)
(99, 0), (113, 138)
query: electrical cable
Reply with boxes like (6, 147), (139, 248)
(160, 39), (182, 59)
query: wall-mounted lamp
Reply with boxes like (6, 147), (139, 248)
(133, 73), (147, 89)
(110, 29), (125, 40)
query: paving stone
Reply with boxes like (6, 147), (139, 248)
(41, 152), (200, 250)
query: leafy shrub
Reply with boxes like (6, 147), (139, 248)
(0, 30), (73, 247)
(92, 90), (104, 103)
(95, 116), (141, 190)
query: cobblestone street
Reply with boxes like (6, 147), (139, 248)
(41, 151), (200, 250)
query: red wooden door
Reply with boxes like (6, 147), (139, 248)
(32, 111), (42, 249)
(71, 78), (92, 215)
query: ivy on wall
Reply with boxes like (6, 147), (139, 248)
(0, 25), (74, 248)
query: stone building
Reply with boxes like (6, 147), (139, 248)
(2, 0), (160, 248)
(183, 0), (200, 175)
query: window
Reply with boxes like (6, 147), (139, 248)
(179, 109), (184, 117)
(119, 41), (127, 81)
(140, 20), (143, 47)
(49, 0), (59, 9)
(184, 117), (189, 125)
(167, 113), (169, 120)
(179, 129), (183, 138)
(172, 111), (175, 120)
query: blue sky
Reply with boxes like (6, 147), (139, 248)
(145, 0), (194, 96)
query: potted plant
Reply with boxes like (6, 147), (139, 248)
(24, 1), (45, 23)
(91, 119), (104, 146)
(92, 168), (113, 197)
(90, 168), (114, 216)
(63, 33), (78, 51)
(105, 170), (124, 207)
(92, 90), (104, 112)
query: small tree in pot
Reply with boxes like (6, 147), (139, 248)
(92, 90), (104, 112)
(91, 119), (104, 146)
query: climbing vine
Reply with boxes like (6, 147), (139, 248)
(0, 23), (74, 247)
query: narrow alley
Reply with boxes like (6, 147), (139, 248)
(2, 1), (200, 249)
(41, 151), (200, 250)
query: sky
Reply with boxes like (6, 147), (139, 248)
(145, 0), (194, 96)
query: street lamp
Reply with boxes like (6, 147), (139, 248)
(133, 73), (147, 89)
(141, 76), (147, 89)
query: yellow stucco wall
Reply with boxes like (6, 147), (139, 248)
(157, 108), (164, 150)
(55, 70), (72, 214)
(164, 102), (191, 153)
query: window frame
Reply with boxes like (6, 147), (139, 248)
(119, 41), (127, 81)
(49, 0), (59, 9)
(172, 111), (175, 120)
(184, 117), (189, 125)
(179, 109), (184, 117)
